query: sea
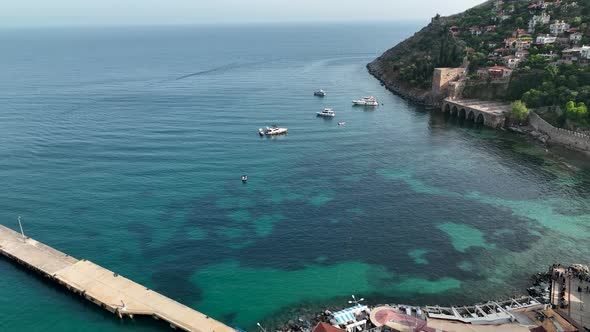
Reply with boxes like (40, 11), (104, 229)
(1, 23), (590, 332)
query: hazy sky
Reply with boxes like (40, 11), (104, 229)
(1, 0), (484, 27)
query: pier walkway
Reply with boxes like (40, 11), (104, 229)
(0, 224), (235, 332)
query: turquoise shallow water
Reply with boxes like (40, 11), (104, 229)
(1, 23), (590, 332)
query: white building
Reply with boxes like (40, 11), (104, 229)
(536, 35), (557, 44)
(550, 20), (570, 35)
(503, 56), (521, 69)
(581, 45), (590, 60)
(528, 13), (550, 32)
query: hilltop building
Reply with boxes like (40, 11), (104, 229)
(504, 37), (532, 51)
(477, 66), (513, 80)
(502, 55), (521, 69)
(550, 20), (570, 35)
(469, 26), (482, 36)
(528, 12), (551, 32)
(515, 50), (529, 59)
(536, 35), (557, 44)
(570, 32), (583, 43)
(512, 28), (531, 38)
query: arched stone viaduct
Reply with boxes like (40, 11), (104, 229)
(441, 98), (509, 129)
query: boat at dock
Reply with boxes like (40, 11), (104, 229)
(259, 125), (288, 136)
(314, 89), (326, 97)
(317, 108), (335, 117)
(352, 96), (379, 106)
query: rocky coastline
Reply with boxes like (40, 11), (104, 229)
(366, 62), (432, 106)
(273, 268), (554, 332)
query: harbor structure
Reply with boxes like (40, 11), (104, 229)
(0, 224), (235, 332)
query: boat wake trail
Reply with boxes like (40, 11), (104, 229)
(174, 62), (242, 80)
(174, 59), (272, 81)
(59, 59), (273, 116)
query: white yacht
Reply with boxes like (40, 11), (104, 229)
(260, 125), (288, 136)
(317, 108), (335, 117)
(352, 96), (379, 106)
(314, 89), (326, 97)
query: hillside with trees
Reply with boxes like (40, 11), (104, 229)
(370, 0), (590, 131)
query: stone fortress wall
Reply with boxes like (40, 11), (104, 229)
(529, 111), (590, 153)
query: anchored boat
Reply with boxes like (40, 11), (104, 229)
(259, 125), (288, 136)
(317, 108), (335, 117)
(314, 89), (326, 97)
(352, 96), (379, 106)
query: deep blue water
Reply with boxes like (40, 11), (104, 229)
(1, 23), (590, 332)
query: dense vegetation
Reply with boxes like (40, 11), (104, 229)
(510, 100), (530, 122)
(368, 15), (464, 90)
(445, 0), (590, 128)
(370, 0), (590, 129)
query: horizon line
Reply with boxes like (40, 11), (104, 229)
(0, 18), (428, 30)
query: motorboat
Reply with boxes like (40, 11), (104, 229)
(338, 121), (346, 126)
(314, 89), (326, 97)
(352, 96), (379, 106)
(241, 175), (248, 183)
(262, 125), (288, 135)
(317, 108), (335, 117)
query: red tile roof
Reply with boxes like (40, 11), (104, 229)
(312, 322), (345, 332)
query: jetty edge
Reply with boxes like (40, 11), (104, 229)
(0, 224), (235, 332)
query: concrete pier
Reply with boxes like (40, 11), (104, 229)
(0, 224), (235, 332)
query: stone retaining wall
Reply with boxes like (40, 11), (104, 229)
(529, 111), (590, 153)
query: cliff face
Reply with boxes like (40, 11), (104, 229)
(368, 16), (465, 105)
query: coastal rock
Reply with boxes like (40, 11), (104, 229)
(367, 12), (466, 106)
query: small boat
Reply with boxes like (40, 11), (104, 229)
(263, 125), (288, 135)
(314, 89), (326, 97)
(352, 96), (379, 106)
(258, 128), (265, 136)
(338, 121), (346, 126)
(241, 175), (248, 183)
(317, 108), (335, 117)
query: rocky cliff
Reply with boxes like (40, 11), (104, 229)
(368, 1), (499, 104)
(368, 16), (465, 105)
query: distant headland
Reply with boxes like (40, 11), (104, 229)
(368, 0), (590, 154)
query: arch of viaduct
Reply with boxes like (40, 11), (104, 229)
(441, 99), (508, 129)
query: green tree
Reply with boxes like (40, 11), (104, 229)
(510, 100), (530, 122)
(565, 101), (589, 121)
(522, 89), (544, 107)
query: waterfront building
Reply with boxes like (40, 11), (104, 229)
(312, 322), (344, 332)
